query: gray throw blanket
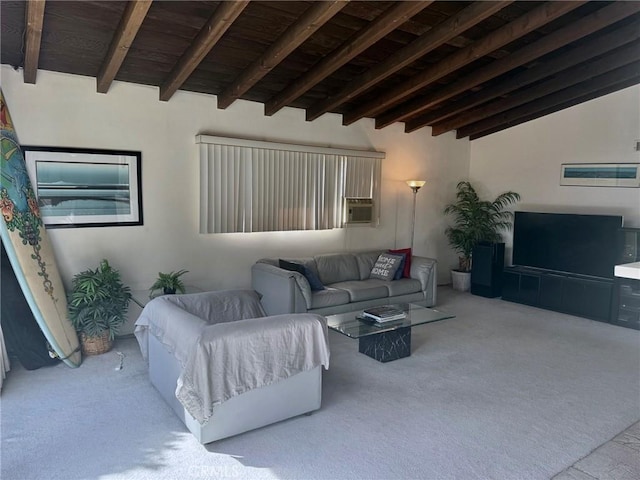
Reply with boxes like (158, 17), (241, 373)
(134, 290), (330, 425)
(176, 312), (329, 425)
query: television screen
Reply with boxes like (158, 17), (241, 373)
(512, 212), (623, 279)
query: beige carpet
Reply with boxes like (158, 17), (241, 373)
(2, 287), (639, 480)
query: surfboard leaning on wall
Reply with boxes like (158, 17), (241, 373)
(0, 89), (81, 367)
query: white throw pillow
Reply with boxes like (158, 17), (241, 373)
(369, 253), (404, 281)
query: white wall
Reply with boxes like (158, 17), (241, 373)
(469, 85), (640, 261)
(1, 66), (469, 291)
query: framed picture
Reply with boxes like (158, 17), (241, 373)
(23, 146), (143, 228)
(560, 163), (640, 187)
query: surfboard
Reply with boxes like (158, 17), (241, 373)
(0, 90), (81, 368)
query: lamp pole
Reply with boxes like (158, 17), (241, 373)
(406, 180), (426, 252)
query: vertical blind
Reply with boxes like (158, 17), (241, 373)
(197, 135), (384, 233)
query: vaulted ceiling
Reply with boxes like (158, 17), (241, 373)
(1, 1), (639, 139)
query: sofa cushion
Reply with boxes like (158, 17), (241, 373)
(389, 248), (412, 278)
(284, 257), (319, 276)
(279, 259), (325, 291)
(329, 279), (389, 302)
(259, 257), (318, 275)
(314, 253), (360, 285)
(384, 278), (423, 297)
(310, 287), (351, 309)
(369, 253), (404, 281)
(355, 250), (385, 280)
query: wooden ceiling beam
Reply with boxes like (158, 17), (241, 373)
(399, 3), (640, 132)
(433, 41), (640, 136)
(263, 1), (431, 117)
(159, 1), (249, 102)
(217, 1), (347, 110)
(305, 1), (510, 122)
(469, 76), (640, 140)
(97, 0), (152, 94)
(344, 0), (584, 127)
(24, 0), (46, 84)
(457, 61), (640, 139)
(404, 17), (640, 133)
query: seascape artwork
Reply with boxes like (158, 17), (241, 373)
(560, 163), (640, 187)
(35, 161), (132, 217)
(22, 147), (142, 228)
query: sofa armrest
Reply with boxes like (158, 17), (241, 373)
(251, 263), (311, 315)
(135, 298), (208, 366)
(410, 256), (437, 306)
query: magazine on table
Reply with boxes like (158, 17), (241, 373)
(362, 305), (407, 323)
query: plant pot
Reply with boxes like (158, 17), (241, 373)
(163, 287), (176, 295)
(451, 270), (471, 292)
(80, 331), (113, 356)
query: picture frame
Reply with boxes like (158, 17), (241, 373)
(560, 163), (640, 188)
(23, 146), (143, 228)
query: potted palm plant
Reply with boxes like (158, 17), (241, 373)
(68, 259), (132, 355)
(149, 269), (189, 298)
(444, 181), (520, 291)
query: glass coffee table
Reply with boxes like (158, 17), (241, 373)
(326, 303), (455, 363)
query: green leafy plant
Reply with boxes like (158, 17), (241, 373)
(444, 181), (520, 272)
(149, 270), (189, 297)
(67, 259), (132, 340)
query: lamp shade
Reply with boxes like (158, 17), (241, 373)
(406, 180), (426, 192)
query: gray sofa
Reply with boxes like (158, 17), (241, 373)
(251, 250), (437, 316)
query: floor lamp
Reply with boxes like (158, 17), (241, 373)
(406, 180), (426, 252)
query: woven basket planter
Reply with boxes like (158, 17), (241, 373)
(80, 331), (113, 356)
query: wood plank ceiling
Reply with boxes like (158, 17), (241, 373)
(1, 1), (639, 139)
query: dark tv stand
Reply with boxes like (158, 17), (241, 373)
(502, 266), (613, 323)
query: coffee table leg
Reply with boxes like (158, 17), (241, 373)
(358, 327), (411, 362)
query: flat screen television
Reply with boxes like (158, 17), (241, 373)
(512, 212), (623, 279)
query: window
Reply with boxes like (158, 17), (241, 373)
(197, 135), (383, 233)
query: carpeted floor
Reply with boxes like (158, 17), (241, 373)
(1, 287), (639, 480)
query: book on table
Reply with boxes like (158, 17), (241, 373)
(362, 305), (407, 322)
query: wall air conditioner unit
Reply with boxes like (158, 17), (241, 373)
(345, 198), (374, 224)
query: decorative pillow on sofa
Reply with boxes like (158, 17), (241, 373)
(279, 259), (325, 291)
(391, 252), (406, 280)
(369, 253), (404, 281)
(389, 247), (412, 278)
